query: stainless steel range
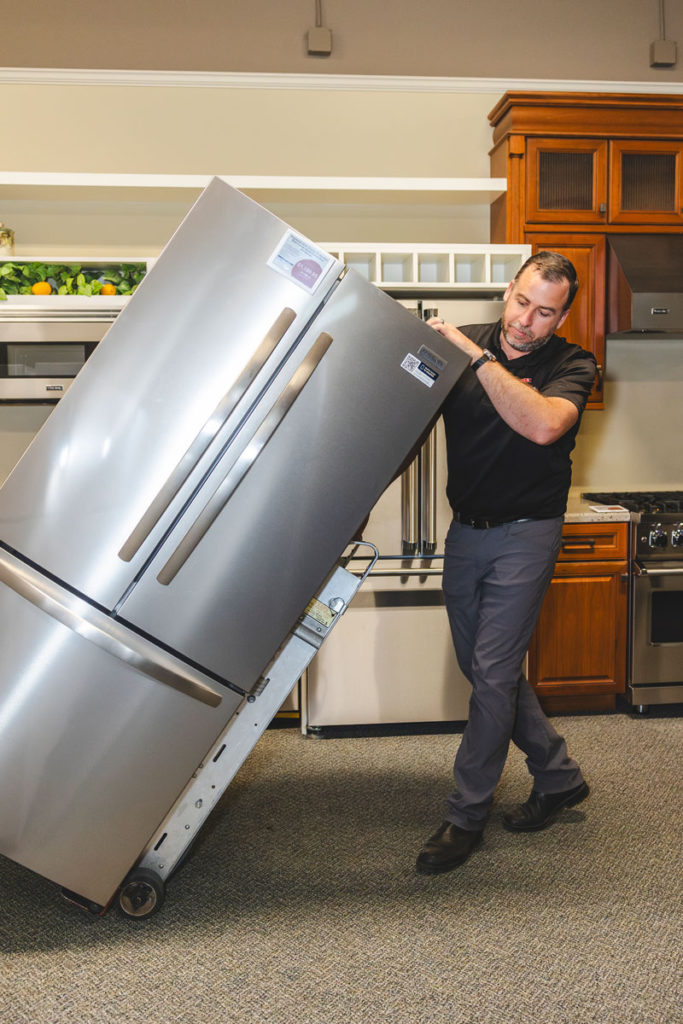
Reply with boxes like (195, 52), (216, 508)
(584, 491), (683, 711)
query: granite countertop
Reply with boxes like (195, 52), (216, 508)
(564, 491), (632, 524)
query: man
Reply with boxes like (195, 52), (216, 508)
(416, 250), (596, 876)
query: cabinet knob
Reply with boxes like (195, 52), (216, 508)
(599, 203), (607, 215)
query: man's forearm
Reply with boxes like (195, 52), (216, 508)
(471, 357), (578, 445)
(428, 320), (577, 445)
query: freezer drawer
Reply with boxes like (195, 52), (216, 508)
(305, 570), (471, 727)
(0, 578), (242, 907)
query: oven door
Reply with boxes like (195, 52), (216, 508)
(631, 561), (683, 703)
(0, 320), (108, 401)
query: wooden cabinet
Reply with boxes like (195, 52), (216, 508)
(524, 137), (683, 227)
(528, 523), (628, 713)
(488, 91), (683, 409)
(524, 233), (605, 404)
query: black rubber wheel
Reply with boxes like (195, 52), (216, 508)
(117, 868), (165, 920)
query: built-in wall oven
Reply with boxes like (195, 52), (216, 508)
(0, 313), (116, 402)
(584, 491), (683, 710)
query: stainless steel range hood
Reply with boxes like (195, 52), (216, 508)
(608, 235), (683, 338)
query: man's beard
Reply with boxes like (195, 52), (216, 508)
(501, 320), (554, 353)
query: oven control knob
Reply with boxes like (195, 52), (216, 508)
(648, 526), (668, 549)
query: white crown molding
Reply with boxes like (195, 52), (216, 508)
(0, 67), (682, 94)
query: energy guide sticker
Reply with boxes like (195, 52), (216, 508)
(267, 230), (335, 293)
(401, 353), (438, 388)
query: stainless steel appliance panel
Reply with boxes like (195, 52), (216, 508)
(305, 572), (472, 727)
(0, 179), (343, 609)
(632, 566), (683, 695)
(583, 490), (683, 707)
(364, 417), (454, 560)
(0, 319), (107, 402)
(0, 578), (243, 907)
(116, 273), (469, 690)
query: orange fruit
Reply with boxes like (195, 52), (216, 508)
(32, 281), (52, 295)
(100, 283), (117, 295)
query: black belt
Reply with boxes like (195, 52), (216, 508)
(453, 512), (535, 530)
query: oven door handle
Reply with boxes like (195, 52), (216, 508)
(634, 562), (683, 577)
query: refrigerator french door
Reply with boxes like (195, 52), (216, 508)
(0, 178), (470, 908)
(304, 298), (502, 730)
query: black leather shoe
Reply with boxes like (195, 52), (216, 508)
(503, 780), (590, 833)
(416, 821), (483, 875)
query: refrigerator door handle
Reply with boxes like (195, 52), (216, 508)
(401, 459), (419, 556)
(0, 548), (226, 707)
(420, 428), (438, 556)
(118, 307), (297, 563)
(156, 331), (334, 586)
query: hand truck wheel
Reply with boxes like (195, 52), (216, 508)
(117, 868), (165, 920)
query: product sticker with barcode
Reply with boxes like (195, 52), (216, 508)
(401, 353), (438, 388)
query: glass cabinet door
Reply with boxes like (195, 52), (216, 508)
(609, 140), (683, 225)
(525, 138), (608, 225)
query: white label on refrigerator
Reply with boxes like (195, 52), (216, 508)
(401, 353), (438, 388)
(267, 230), (335, 293)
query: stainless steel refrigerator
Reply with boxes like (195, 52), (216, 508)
(304, 297), (503, 731)
(0, 178), (470, 912)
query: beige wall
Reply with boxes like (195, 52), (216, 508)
(571, 338), (683, 492)
(0, 84), (495, 178)
(0, 83), (499, 255)
(0, 0), (682, 84)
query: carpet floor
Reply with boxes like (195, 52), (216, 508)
(1, 711), (681, 1024)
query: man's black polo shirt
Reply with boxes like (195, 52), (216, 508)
(440, 320), (597, 521)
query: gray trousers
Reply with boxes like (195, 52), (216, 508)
(442, 517), (584, 831)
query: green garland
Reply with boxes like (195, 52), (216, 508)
(0, 261), (147, 300)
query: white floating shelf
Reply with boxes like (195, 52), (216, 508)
(0, 294), (130, 317)
(0, 173), (506, 204)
